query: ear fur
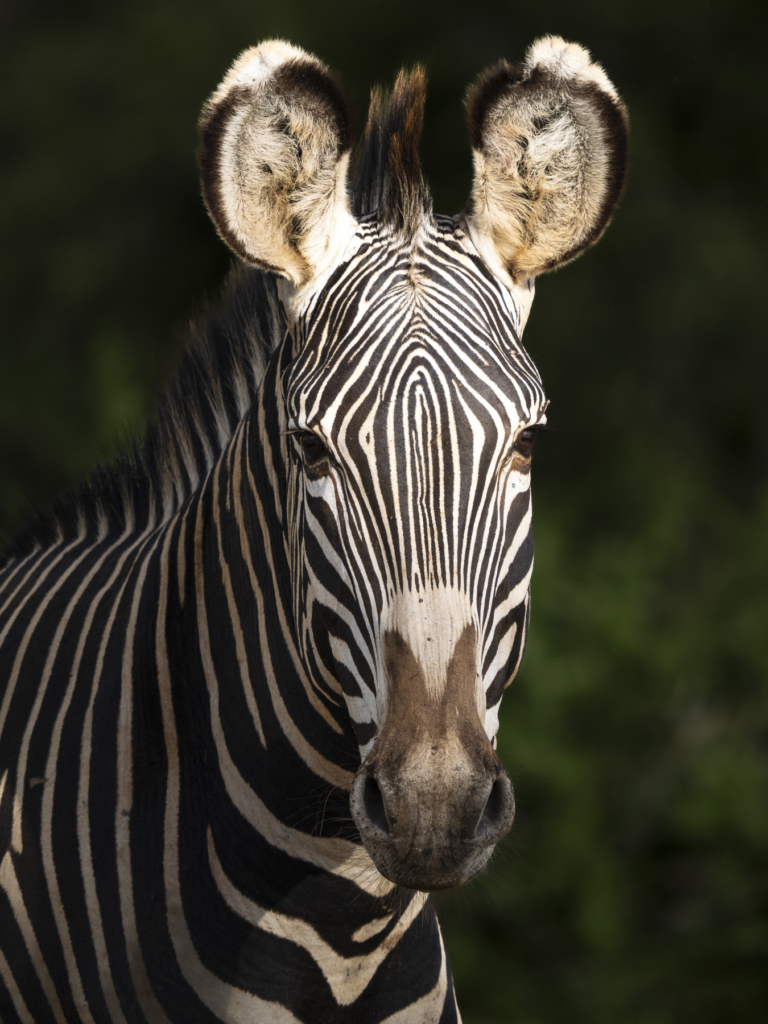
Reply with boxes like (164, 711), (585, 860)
(464, 36), (629, 283)
(199, 41), (357, 287)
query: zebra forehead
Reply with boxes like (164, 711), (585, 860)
(285, 221), (545, 428)
(298, 219), (532, 343)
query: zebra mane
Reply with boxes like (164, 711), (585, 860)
(3, 268), (283, 561)
(352, 66), (433, 235)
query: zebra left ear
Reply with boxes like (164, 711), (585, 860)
(464, 37), (629, 285)
(199, 41), (356, 288)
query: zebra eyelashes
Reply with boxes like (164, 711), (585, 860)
(288, 429), (332, 467)
(512, 427), (539, 458)
(510, 423), (550, 460)
(297, 433), (330, 466)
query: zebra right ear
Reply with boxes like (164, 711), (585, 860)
(463, 37), (629, 287)
(198, 41), (357, 288)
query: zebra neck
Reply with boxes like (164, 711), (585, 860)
(158, 362), (376, 872)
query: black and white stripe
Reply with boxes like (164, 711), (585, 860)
(0, 34), (628, 1024)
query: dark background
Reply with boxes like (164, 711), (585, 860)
(2, 1), (766, 1021)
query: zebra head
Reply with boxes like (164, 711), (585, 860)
(200, 39), (628, 891)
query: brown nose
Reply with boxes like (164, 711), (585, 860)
(350, 624), (515, 891)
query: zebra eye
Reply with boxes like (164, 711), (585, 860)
(513, 427), (538, 457)
(295, 431), (330, 465)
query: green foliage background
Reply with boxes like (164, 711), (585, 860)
(1, 0), (766, 1020)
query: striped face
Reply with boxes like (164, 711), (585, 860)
(283, 217), (546, 889)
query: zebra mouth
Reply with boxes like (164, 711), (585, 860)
(350, 758), (515, 892)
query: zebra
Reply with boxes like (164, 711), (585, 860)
(0, 36), (628, 1024)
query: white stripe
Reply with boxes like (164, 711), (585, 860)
(379, 918), (450, 1023)
(208, 828), (427, 1006)
(0, 945), (36, 1024)
(0, 549), (37, 606)
(0, 850), (69, 1024)
(115, 531), (173, 1024)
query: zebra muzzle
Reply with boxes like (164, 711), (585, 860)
(349, 622), (515, 891)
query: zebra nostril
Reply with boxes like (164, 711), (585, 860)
(476, 775), (513, 839)
(363, 774), (390, 835)
(481, 779), (506, 828)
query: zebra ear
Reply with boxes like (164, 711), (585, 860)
(464, 36), (629, 284)
(199, 41), (356, 287)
